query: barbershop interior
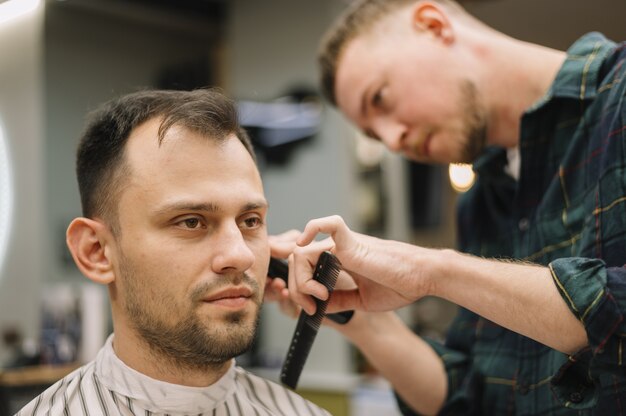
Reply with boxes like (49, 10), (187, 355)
(0, 0), (625, 414)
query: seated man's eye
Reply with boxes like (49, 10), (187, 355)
(242, 217), (262, 229)
(183, 218), (200, 228)
(245, 218), (259, 227)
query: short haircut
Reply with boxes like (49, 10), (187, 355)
(318, 0), (464, 106)
(76, 88), (254, 227)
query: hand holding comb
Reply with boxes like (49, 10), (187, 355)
(279, 251), (343, 389)
(268, 256), (353, 325)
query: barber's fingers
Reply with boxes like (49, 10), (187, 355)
(262, 277), (302, 319)
(263, 277), (289, 302)
(287, 254), (317, 314)
(277, 295), (301, 319)
(335, 270), (358, 290)
(325, 288), (362, 314)
(296, 215), (354, 249)
(288, 239), (335, 315)
(269, 229), (302, 258)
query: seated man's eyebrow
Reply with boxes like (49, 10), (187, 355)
(152, 202), (221, 215)
(153, 200), (268, 216)
(242, 201), (269, 211)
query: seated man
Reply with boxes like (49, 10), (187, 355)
(18, 89), (330, 415)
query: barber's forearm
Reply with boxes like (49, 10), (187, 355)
(336, 311), (447, 416)
(431, 250), (588, 354)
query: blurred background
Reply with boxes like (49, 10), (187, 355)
(0, 0), (624, 414)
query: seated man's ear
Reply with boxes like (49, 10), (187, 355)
(66, 218), (116, 285)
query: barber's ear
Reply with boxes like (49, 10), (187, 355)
(66, 217), (116, 285)
(412, 1), (454, 44)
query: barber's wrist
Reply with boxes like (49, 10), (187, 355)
(427, 248), (461, 299)
(337, 311), (401, 345)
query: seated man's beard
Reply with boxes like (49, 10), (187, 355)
(136, 307), (261, 371)
(120, 258), (262, 371)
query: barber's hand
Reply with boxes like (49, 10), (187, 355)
(264, 229), (303, 317)
(266, 229), (302, 303)
(264, 277), (300, 318)
(266, 228), (358, 320)
(290, 215), (429, 315)
(265, 228), (303, 302)
(266, 263), (360, 324)
(269, 229), (301, 258)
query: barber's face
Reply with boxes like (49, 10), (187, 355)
(335, 26), (487, 164)
(111, 119), (269, 369)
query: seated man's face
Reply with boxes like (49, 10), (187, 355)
(109, 118), (269, 370)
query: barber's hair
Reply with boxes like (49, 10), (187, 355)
(76, 88), (254, 226)
(318, 0), (464, 106)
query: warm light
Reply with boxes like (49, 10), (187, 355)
(448, 163), (475, 192)
(0, 0), (41, 25)
(0, 120), (14, 276)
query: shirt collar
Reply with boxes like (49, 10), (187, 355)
(536, 32), (616, 106)
(473, 33), (617, 177)
(94, 334), (237, 413)
(472, 146), (509, 177)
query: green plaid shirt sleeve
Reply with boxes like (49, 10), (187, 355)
(400, 33), (626, 415)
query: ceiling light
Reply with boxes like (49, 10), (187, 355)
(0, 0), (41, 25)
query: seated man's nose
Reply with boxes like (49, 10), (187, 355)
(212, 231), (255, 272)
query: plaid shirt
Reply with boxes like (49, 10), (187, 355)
(399, 33), (626, 415)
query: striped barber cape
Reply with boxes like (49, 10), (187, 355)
(17, 335), (330, 416)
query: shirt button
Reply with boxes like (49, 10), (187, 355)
(570, 391), (583, 403)
(518, 218), (530, 231)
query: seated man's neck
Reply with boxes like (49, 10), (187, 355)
(112, 323), (232, 387)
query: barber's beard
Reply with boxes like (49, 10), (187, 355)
(119, 253), (262, 372)
(459, 80), (488, 163)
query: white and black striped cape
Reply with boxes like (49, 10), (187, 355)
(17, 336), (330, 416)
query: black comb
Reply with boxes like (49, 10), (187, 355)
(279, 251), (343, 390)
(268, 257), (353, 325)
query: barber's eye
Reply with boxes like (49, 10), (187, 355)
(371, 86), (389, 111)
(372, 90), (382, 107)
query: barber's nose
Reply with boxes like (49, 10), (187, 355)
(373, 118), (407, 153)
(211, 224), (255, 274)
